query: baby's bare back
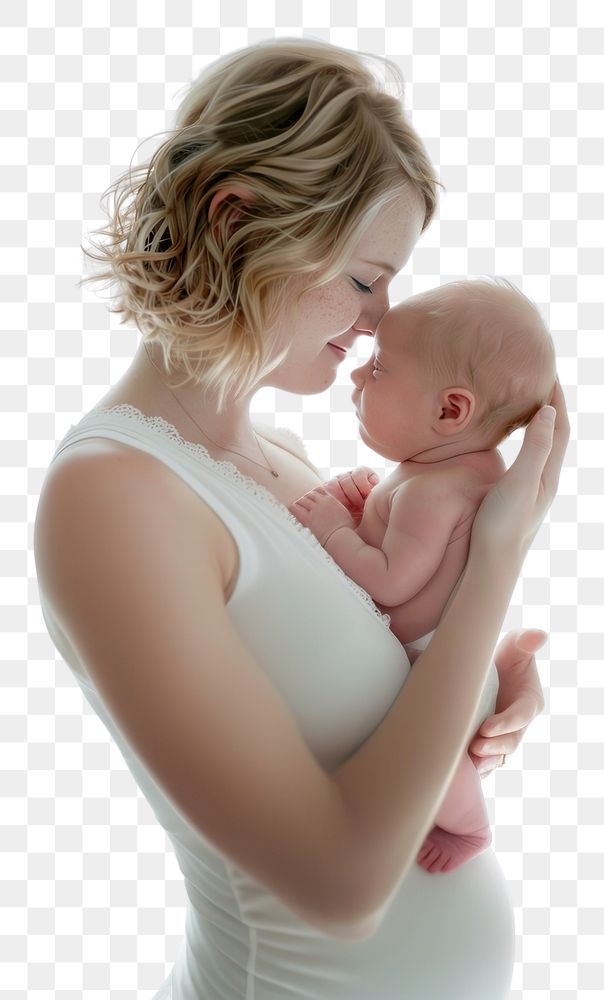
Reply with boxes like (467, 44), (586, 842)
(356, 453), (506, 646)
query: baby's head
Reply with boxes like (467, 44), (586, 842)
(379, 278), (556, 451)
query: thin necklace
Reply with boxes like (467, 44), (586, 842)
(142, 340), (279, 478)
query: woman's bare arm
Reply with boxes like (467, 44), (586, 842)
(332, 545), (520, 914)
(35, 391), (567, 939)
(34, 447), (375, 940)
(332, 390), (568, 920)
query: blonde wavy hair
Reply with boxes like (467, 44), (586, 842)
(403, 278), (557, 447)
(78, 37), (441, 412)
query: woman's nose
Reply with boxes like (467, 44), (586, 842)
(353, 287), (390, 336)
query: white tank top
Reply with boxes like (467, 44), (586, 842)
(40, 405), (514, 1000)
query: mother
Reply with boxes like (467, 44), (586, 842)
(34, 38), (568, 1000)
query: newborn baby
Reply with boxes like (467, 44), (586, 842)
(290, 277), (557, 875)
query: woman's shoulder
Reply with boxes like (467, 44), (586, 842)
(36, 434), (238, 603)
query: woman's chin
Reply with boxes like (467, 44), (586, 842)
(268, 369), (338, 394)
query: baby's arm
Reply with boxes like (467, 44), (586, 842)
(306, 476), (468, 607)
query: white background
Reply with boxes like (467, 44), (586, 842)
(4, 1), (602, 996)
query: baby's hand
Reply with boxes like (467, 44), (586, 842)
(323, 467), (380, 527)
(289, 487), (356, 546)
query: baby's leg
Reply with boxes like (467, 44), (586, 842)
(416, 750), (492, 874)
(404, 634), (493, 873)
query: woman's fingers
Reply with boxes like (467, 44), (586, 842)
(515, 404), (557, 479)
(514, 628), (548, 655)
(493, 628), (547, 673)
(541, 379), (571, 501)
(468, 627), (548, 771)
(477, 697), (537, 744)
(471, 378), (569, 559)
(469, 713), (529, 764)
(470, 752), (505, 777)
(509, 381), (569, 496)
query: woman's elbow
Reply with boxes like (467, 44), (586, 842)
(315, 905), (385, 941)
(340, 897), (393, 940)
(318, 872), (396, 941)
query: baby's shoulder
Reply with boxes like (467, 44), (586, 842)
(431, 453), (506, 525)
(442, 449), (506, 487)
(390, 451), (504, 506)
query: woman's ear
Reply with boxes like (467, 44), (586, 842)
(435, 387), (475, 434)
(208, 185), (255, 233)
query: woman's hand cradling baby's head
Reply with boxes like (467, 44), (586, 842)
(468, 380), (569, 561)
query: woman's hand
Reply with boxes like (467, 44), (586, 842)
(322, 467), (380, 528)
(468, 629), (548, 776)
(469, 380), (570, 559)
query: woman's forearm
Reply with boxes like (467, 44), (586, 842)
(331, 542), (521, 920)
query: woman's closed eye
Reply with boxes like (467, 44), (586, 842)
(351, 277), (374, 295)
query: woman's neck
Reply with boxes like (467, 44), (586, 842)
(105, 339), (261, 453)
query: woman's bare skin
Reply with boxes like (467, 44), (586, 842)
(36, 179), (569, 936)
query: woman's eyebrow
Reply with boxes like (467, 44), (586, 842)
(359, 258), (397, 277)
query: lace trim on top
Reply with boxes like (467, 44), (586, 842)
(65, 404), (392, 632)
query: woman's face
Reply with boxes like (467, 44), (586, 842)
(266, 189), (425, 395)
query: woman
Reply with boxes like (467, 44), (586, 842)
(34, 38), (569, 999)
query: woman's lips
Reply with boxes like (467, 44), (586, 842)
(328, 343), (347, 357)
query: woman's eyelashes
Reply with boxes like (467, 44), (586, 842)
(351, 277), (374, 295)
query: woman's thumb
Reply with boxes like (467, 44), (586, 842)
(506, 405), (555, 488)
(523, 405), (556, 459)
(539, 406), (556, 425)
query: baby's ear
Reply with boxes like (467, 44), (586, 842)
(436, 387), (475, 433)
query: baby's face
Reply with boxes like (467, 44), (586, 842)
(350, 302), (435, 462)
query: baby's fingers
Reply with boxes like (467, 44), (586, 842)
(289, 498), (312, 514)
(349, 466), (380, 497)
(325, 467), (378, 509)
(289, 488), (327, 514)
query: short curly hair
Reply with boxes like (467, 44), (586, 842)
(78, 37), (441, 412)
